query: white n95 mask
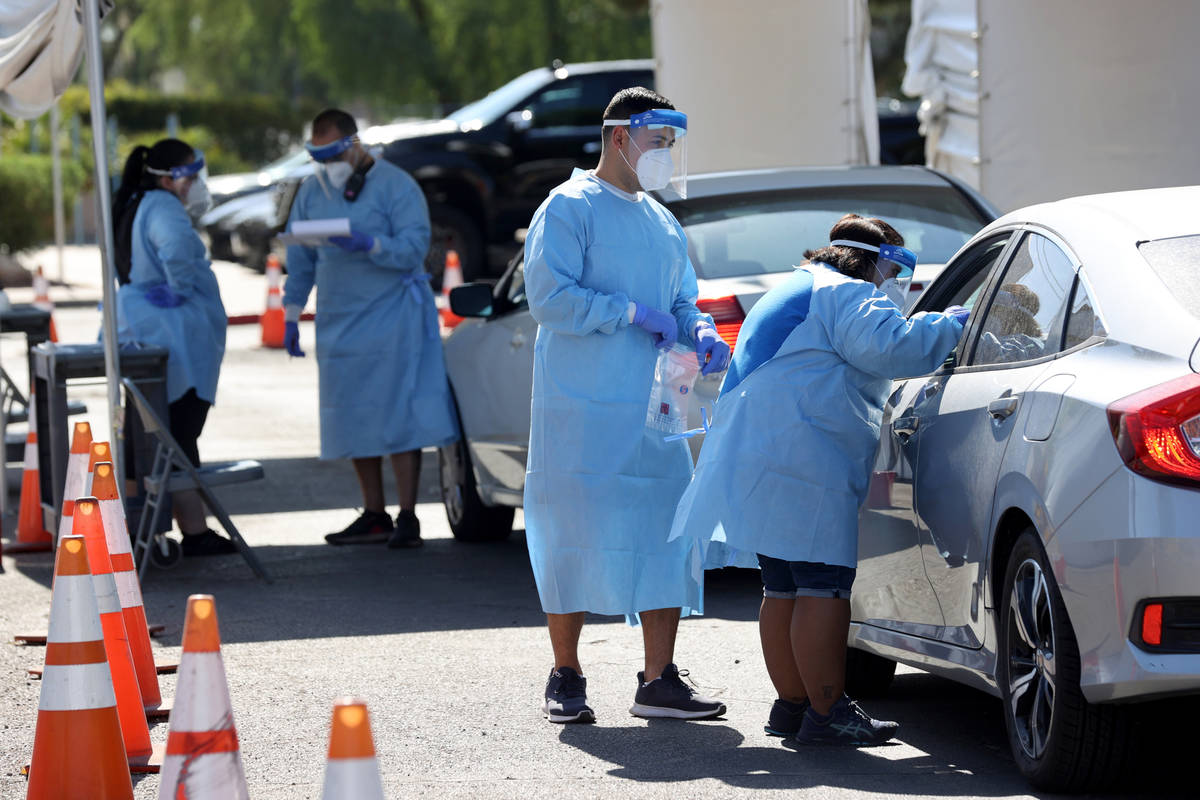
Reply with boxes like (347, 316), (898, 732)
(322, 161), (354, 192)
(184, 178), (212, 222)
(877, 276), (907, 310)
(635, 147), (674, 192)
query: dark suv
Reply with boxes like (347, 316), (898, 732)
(274, 59), (654, 283)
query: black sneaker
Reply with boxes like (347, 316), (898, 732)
(793, 695), (898, 746)
(543, 666), (595, 724)
(180, 529), (237, 557)
(387, 510), (423, 549)
(765, 698), (810, 737)
(324, 510), (393, 545)
(630, 663), (726, 720)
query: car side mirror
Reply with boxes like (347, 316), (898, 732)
(450, 283), (495, 318)
(506, 109), (533, 133)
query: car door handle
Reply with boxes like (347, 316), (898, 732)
(988, 396), (1020, 420)
(892, 416), (919, 439)
(510, 331), (527, 350)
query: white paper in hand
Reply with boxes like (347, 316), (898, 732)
(276, 217), (351, 247)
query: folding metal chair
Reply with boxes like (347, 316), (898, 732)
(123, 378), (271, 582)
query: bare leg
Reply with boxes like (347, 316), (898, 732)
(548, 612), (585, 672)
(641, 607), (681, 681)
(760, 596), (808, 703)
(173, 489), (208, 535)
(388, 450), (421, 512)
(353, 456), (385, 514)
(792, 596), (851, 715)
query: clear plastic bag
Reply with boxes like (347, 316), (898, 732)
(646, 343), (701, 434)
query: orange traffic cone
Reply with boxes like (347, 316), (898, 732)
(11, 390), (52, 553)
(439, 249), (465, 329)
(70, 497), (159, 771)
(32, 266), (58, 343)
(58, 421), (93, 543)
(159, 594), (249, 798)
(261, 254), (286, 348)
(24, 535), (135, 799)
(85, 440), (112, 497)
(322, 697), (386, 799)
(93, 461), (177, 713)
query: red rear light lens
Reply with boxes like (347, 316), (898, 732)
(1142, 603), (1163, 646)
(696, 295), (745, 350)
(1107, 374), (1200, 486)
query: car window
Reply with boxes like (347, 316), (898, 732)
(527, 76), (611, 129)
(925, 234), (1012, 313)
(671, 184), (989, 279)
(1063, 274), (1107, 349)
(969, 233), (1075, 367)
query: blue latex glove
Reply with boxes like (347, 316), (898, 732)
(284, 320), (305, 357)
(632, 302), (678, 350)
(695, 324), (731, 376)
(144, 283), (183, 308)
(329, 230), (375, 253)
(944, 304), (971, 325)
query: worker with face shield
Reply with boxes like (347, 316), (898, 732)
(112, 138), (230, 556)
(282, 108), (458, 549)
(523, 87), (730, 725)
(668, 214), (968, 746)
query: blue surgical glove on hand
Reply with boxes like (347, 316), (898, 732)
(695, 323), (731, 376)
(633, 302), (678, 350)
(329, 230), (375, 253)
(144, 283), (183, 308)
(944, 304), (971, 325)
(284, 321), (305, 358)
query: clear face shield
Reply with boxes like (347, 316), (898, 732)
(147, 149), (211, 221)
(830, 239), (917, 309)
(305, 135), (358, 196)
(603, 109), (688, 199)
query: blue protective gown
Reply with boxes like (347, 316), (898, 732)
(524, 170), (712, 624)
(668, 263), (964, 570)
(283, 160), (458, 460)
(116, 190), (226, 404)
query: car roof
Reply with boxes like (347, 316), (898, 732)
(667, 166), (960, 202)
(559, 59), (655, 75)
(989, 185), (1200, 245)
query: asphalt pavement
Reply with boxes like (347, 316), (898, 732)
(0, 247), (1193, 798)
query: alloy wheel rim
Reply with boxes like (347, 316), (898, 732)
(1007, 557), (1057, 760)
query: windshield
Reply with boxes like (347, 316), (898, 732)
(1139, 235), (1200, 319)
(446, 68), (552, 127)
(261, 149), (310, 181)
(671, 185), (988, 280)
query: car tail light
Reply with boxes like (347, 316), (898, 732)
(696, 295), (745, 350)
(1142, 603), (1163, 646)
(1107, 373), (1200, 487)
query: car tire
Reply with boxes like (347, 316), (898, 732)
(427, 204), (484, 290)
(998, 528), (1132, 792)
(438, 435), (514, 542)
(208, 230), (235, 262)
(844, 647), (897, 698)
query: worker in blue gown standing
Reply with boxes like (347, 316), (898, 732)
(282, 109), (458, 549)
(669, 214), (970, 746)
(524, 87), (732, 724)
(113, 137), (233, 557)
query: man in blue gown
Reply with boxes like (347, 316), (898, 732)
(524, 88), (731, 724)
(283, 109), (458, 549)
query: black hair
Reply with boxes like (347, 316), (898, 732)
(601, 87), (674, 150)
(804, 214), (905, 282)
(112, 137), (194, 284)
(311, 108), (358, 139)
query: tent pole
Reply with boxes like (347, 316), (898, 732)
(81, 0), (123, 485)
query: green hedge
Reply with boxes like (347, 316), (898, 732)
(0, 155), (86, 253)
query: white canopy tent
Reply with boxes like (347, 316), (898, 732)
(1, 0), (124, 476)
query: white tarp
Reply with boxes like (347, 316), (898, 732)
(0, 0), (95, 119)
(904, 0), (1200, 212)
(651, 0), (879, 173)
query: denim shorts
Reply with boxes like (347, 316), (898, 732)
(757, 554), (856, 599)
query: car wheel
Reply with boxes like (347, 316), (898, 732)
(438, 436), (514, 542)
(998, 528), (1132, 791)
(844, 648), (897, 698)
(209, 230), (235, 262)
(427, 204), (484, 290)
